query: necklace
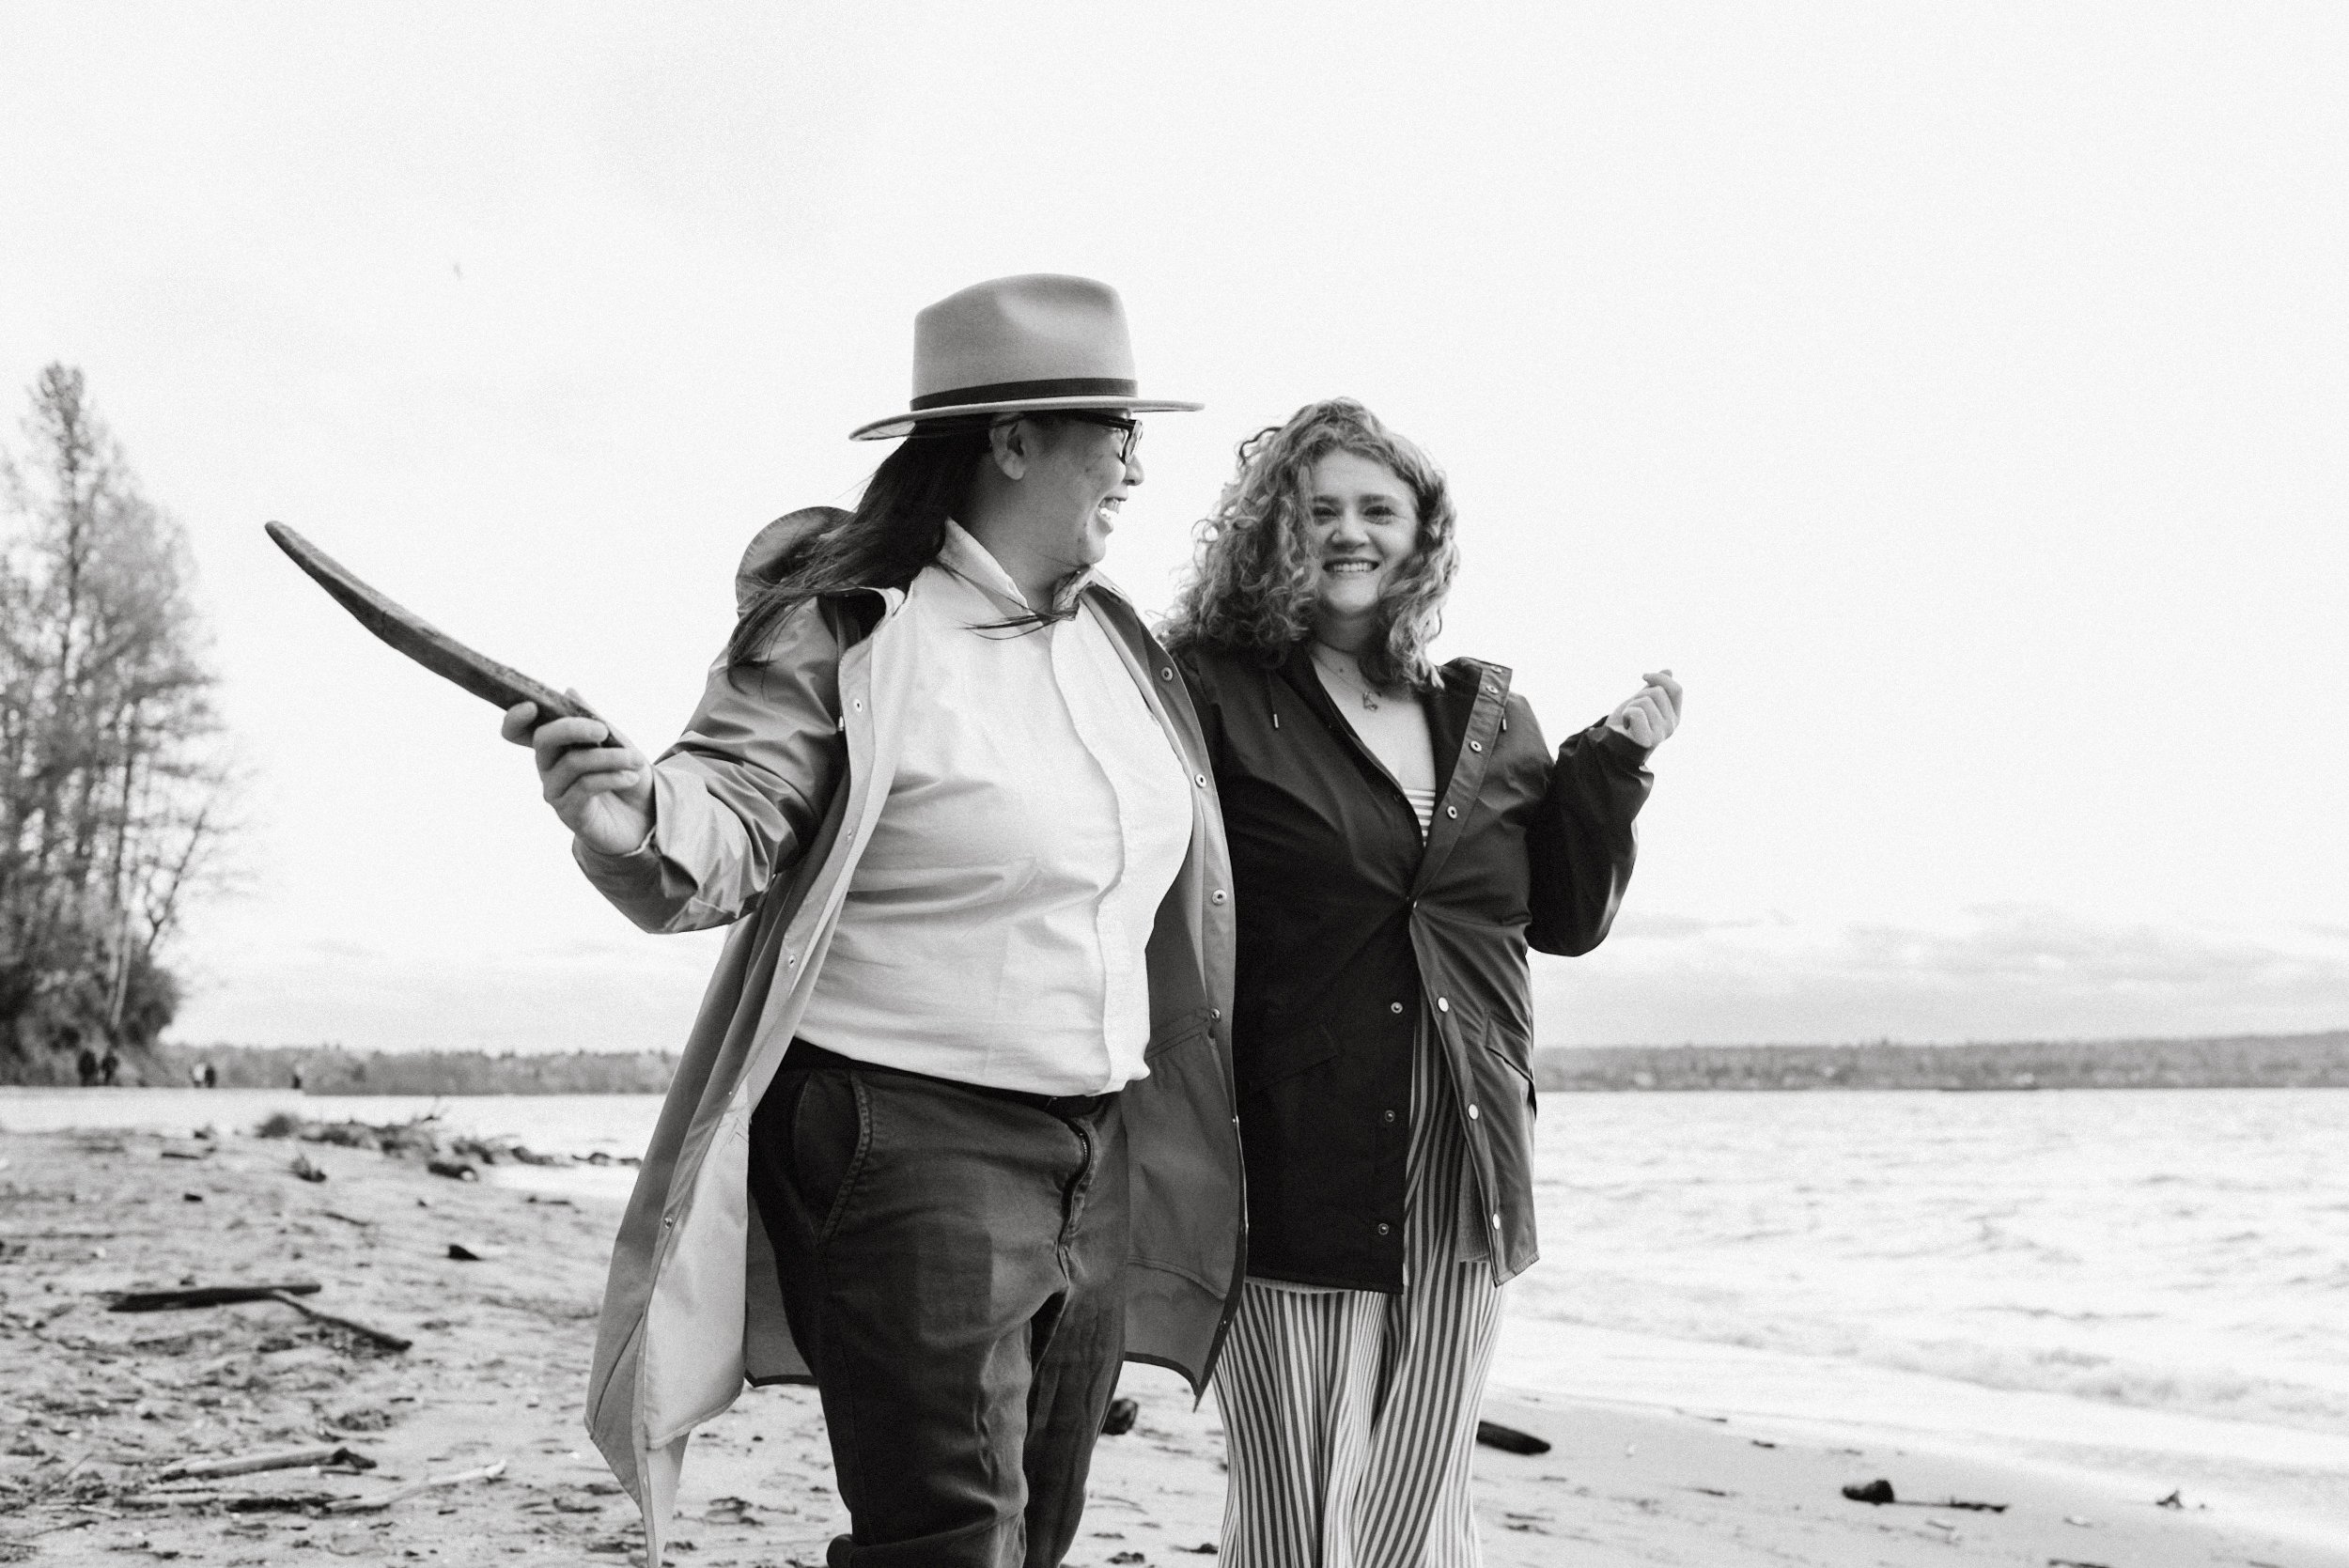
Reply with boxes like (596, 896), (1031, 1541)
(1311, 644), (1383, 711)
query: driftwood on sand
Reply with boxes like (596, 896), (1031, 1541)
(103, 1279), (412, 1353)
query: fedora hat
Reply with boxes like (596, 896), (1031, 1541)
(850, 273), (1202, 442)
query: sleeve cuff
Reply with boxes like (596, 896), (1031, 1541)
(1593, 721), (1654, 768)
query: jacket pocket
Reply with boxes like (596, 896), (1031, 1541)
(1481, 1020), (1538, 1117)
(1237, 1016), (1339, 1095)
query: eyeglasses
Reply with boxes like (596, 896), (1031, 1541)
(1057, 412), (1143, 463)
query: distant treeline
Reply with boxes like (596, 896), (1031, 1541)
(1532, 1031), (2349, 1092)
(148, 1045), (677, 1095)
(68, 1031), (2349, 1096)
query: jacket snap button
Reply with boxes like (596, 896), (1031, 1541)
(1491, 1213), (1502, 1229)
(1470, 740), (1483, 753)
(1436, 997), (1450, 1013)
(1445, 805), (1458, 818)
(1210, 1007), (1221, 1020)
(1376, 1222), (1391, 1236)
(1210, 890), (1227, 905)
(1383, 1110), (1397, 1124)
(1195, 773), (1207, 788)
(1160, 667), (1174, 680)
(1389, 1001), (1403, 1015)
(1467, 1103), (1479, 1120)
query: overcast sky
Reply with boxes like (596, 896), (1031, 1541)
(4, 3), (2343, 1052)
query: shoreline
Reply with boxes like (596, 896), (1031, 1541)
(5, 1125), (2344, 1565)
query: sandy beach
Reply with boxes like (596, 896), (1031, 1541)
(3, 1124), (2340, 1568)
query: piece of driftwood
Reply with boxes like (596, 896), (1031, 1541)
(108, 1281), (322, 1312)
(426, 1157), (479, 1182)
(1099, 1396), (1139, 1436)
(158, 1445), (374, 1482)
(118, 1488), (340, 1513)
(265, 1289), (412, 1353)
(1840, 1479), (2006, 1512)
(323, 1458), (506, 1514)
(1475, 1421), (1551, 1455)
(265, 523), (597, 725)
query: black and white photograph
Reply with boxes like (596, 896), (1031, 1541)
(2, 7), (2344, 1566)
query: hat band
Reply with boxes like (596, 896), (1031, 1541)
(909, 376), (1139, 411)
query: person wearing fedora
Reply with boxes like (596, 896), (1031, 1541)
(504, 275), (1246, 1568)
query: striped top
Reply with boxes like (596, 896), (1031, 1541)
(1402, 784), (1438, 835)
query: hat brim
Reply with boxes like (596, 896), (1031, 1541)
(850, 394), (1204, 442)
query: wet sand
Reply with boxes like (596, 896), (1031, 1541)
(2, 1126), (2338, 1567)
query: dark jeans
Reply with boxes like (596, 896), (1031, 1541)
(748, 1053), (1130, 1568)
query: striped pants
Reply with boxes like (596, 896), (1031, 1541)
(1214, 1025), (1506, 1568)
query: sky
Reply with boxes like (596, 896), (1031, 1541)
(2, 3), (2343, 1053)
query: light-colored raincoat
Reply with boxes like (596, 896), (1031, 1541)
(572, 512), (1245, 1564)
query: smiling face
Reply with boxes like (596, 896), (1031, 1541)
(1023, 414), (1143, 574)
(1304, 449), (1421, 643)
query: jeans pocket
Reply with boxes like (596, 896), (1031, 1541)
(787, 1070), (872, 1247)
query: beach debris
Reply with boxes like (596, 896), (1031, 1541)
(180, 1191), (203, 1202)
(1474, 1420), (1551, 1455)
(289, 1154), (328, 1183)
(1109, 1555), (1145, 1565)
(1841, 1479), (2008, 1513)
(102, 1277), (412, 1351)
(1100, 1396), (1140, 1436)
(1174, 1545), (1218, 1556)
(118, 1488), (341, 1513)
(2155, 1488), (2184, 1509)
(446, 1243), (494, 1262)
(324, 1457), (506, 1514)
(427, 1157), (479, 1182)
(1750, 1438), (1777, 1449)
(264, 1288), (412, 1353)
(2063, 1514), (2095, 1527)
(2048, 1560), (2114, 1568)
(108, 1281), (323, 1312)
(701, 1496), (756, 1524)
(156, 1444), (375, 1482)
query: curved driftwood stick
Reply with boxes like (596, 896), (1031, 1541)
(264, 522), (597, 726)
(324, 1458), (506, 1514)
(265, 1289), (412, 1353)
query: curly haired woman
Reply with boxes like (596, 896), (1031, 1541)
(1162, 399), (1680, 1567)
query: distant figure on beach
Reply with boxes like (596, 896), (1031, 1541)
(1162, 399), (1679, 1565)
(100, 1048), (119, 1087)
(74, 1037), (99, 1088)
(504, 276), (1243, 1568)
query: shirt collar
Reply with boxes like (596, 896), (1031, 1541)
(940, 519), (1095, 616)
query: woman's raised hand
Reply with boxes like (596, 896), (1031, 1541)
(501, 693), (655, 855)
(1606, 669), (1683, 751)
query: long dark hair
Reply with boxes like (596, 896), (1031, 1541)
(725, 423), (993, 667)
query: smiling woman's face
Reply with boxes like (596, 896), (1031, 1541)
(1305, 450), (1421, 640)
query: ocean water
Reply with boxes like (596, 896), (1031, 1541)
(9, 1084), (2344, 1528)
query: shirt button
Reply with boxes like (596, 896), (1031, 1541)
(1467, 1103), (1480, 1120)
(1389, 1002), (1403, 1015)
(1436, 997), (1450, 1013)
(1383, 1110), (1397, 1124)
(1210, 890), (1228, 906)
(1376, 1222), (1392, 1236)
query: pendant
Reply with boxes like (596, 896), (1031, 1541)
(1361, 692), (1379, 711)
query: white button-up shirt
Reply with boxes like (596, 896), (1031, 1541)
(792, 521), (1194, 1094)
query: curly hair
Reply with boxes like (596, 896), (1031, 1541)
(1161, 398), (1459, 691)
